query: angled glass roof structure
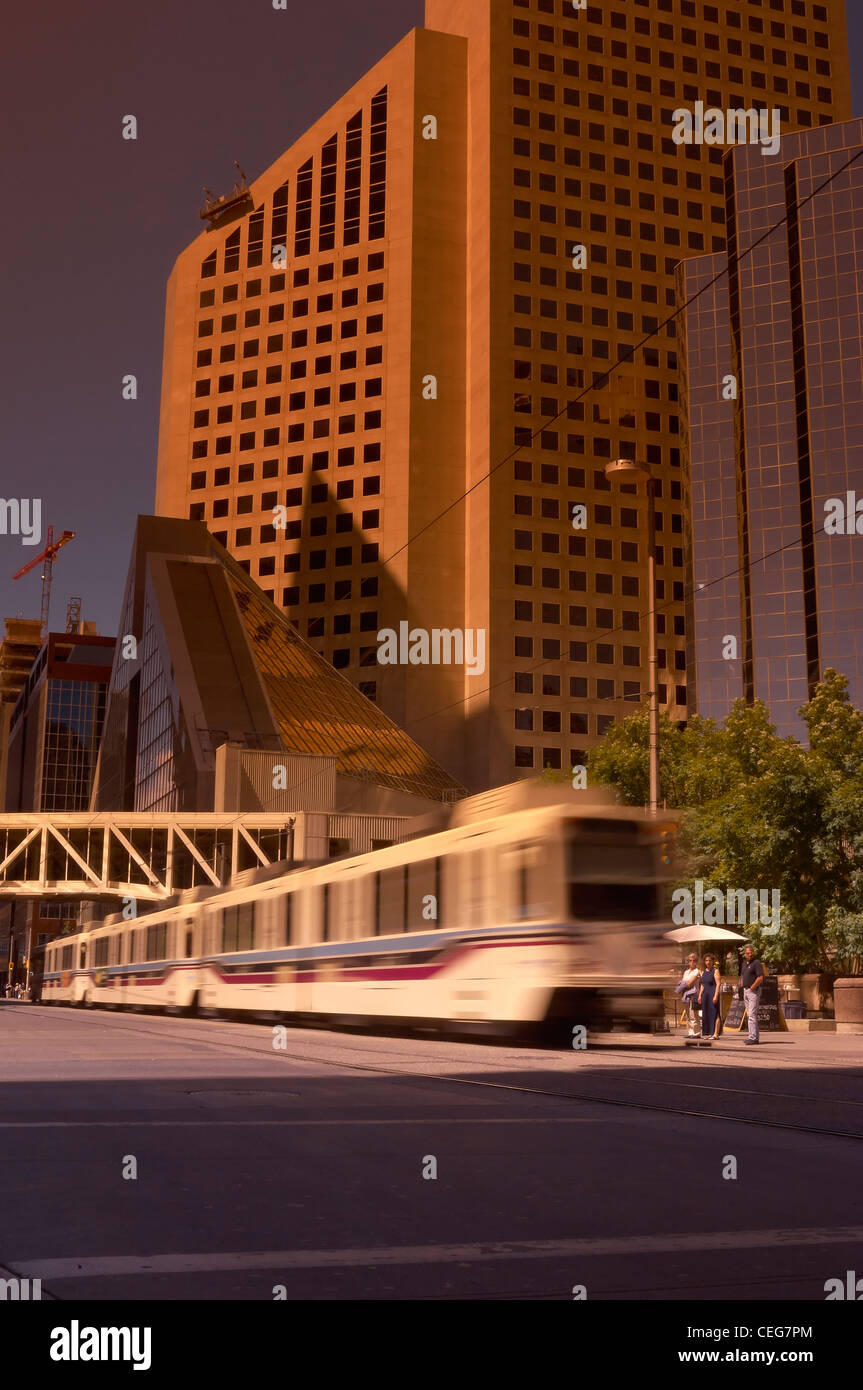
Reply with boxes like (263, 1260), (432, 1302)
(93, 517), (464, 812)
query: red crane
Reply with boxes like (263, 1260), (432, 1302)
(12, 528), (76, 634)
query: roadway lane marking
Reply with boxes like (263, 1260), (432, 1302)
(13, 1227), (863, 1279)
(0, 1117), (613, 1129)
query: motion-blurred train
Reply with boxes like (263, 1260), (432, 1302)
(41, 783), (678, 1037)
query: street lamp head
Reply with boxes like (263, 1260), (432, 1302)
(605, 457), (650, 481)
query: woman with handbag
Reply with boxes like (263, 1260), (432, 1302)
(676, 954), (702, 1039)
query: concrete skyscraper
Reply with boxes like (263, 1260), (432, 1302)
(156, 0), (852, 791)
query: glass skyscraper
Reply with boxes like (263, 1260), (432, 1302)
(5, 633), (115, 814)
(679, 117), (863, 737)
(2, 629), (115, 989)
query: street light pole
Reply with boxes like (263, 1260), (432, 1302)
(645, 473), (660, 817)
(605, 458), (660, 815)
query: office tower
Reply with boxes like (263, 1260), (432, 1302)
(2, 627), (115, 985)
(155, 0), (851, 791)
(0, 617), (42, 809)
(4, 630), (115, 814)
(679, 116), (863, 738)
(156, 28), (471, 788)
(0, 617), (43, 983)
(91, 516), (464, 815)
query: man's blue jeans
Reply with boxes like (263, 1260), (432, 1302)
(744, 987), (760, 1041)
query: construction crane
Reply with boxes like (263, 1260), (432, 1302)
(12, 528), (76, 635)
(65, 596), (82, 633)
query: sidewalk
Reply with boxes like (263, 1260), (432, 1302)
(657, 1028), (863, 1062)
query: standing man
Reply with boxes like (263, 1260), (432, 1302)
(738, 945), (765, 1046)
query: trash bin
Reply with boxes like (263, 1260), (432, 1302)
(781, 1001), (806, 1019)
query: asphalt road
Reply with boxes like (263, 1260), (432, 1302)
(1, 1002), (861, 1300)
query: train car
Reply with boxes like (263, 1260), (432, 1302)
(41, 783), (678, 1037)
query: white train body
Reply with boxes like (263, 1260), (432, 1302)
(41, 785), (677, 1035)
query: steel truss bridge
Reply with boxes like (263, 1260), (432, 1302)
(0, 814), (295, 904)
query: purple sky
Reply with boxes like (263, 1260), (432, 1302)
(1, 0), (860, 637)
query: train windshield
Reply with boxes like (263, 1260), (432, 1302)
(567, 820), (659, 921)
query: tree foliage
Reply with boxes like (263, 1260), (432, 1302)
(586, 671), (863, 974)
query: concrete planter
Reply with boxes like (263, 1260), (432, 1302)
(777, 973), (833, 1014)
(833, 979), (863, 1034)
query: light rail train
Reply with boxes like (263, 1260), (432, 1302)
(41, 784), (678, 1037)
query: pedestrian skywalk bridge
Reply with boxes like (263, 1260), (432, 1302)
(0, 813), (295, 903)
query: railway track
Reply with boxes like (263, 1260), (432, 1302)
(18, 1004), (863, 1144)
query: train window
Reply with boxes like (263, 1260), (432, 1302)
(328, 881), (355, 941)
(343, 877), (366, 940)
(407, 858), (440, 931)
(61, 945), (73, 971)
(240, 903), (254, 951)
(331, 882), (346, 941)
(222, 903), (254, 953)
(206, 914), (220, 955)
(94, 938), (109, 967)
(362, 876), (375, 938)
(185, 923), (194, 957)
(516, 844), (550, 921)
(221, 904), (255, 952)
(146, 923), (167, 961)
(568, 828), (658, 921)
(322, 884), (330, 942)
(282, 894), (293, 946)
(109, 934), (120, 966)
(79, 944), (87, 970)
(376, 866), (407, 935)
(463, 851), (487, 927)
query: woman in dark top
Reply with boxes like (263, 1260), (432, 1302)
(698, 953), (722, 1042)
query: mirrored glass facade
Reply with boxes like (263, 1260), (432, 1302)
(5, 634), (114, 813)
(679, 118), (863, 738)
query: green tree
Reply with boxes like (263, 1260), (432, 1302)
(586, 674), (863, 974)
